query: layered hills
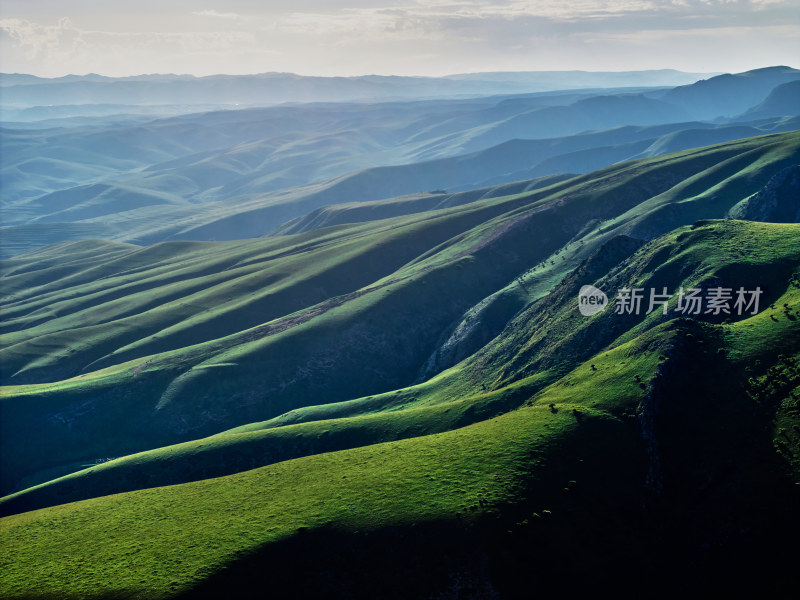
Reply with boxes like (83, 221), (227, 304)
(2, 67), (798, 258)
(1, 208), (798, 598)
(1, 69), (799, 599)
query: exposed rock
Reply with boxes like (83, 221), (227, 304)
(417, 234), (646, 381)
(728, 164), (800, 223)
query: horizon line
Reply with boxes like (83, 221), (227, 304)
(0, 66), (759, 81)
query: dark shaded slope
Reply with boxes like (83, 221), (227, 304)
(728, 164), (800, 222)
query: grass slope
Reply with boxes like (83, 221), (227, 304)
(2, 228), (799, 595)
(2, 219), (799, 539)
(1, 131), (799, 498)
(0, 328), (661, 598)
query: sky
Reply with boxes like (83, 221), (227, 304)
(1, 1), (798, 77)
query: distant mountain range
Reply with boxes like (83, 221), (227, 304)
(742, 79), (800, 120)
(1, 66), (798, 258)
(0, 69), (715, 111)
(658, 65), (800, 119)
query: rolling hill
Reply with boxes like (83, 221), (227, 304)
(3, 67), (799, 260)
(1, 214), (798, 597)
(1, 67), (800, 598)
(1, 130), (798, 500)
(2, 111), (798, 258)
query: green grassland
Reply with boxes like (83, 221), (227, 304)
(7, 215), (796, 518)
(1, 130), (799, 597)
(1, 131), (799, 498)
(0, 310), (675, 598)
(2, 237), (798, 595)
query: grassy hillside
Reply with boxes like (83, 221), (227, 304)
(4, 217), (799, 519)
(271, 174), (573, 236)
(1, 131), (799, 500)
(2, 219), (799, 598)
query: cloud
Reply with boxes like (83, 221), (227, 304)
(0, 17), (265, 76)
(1, 1), (797, 76)
(264, 0), (800, 43)
(1, 17), (256, 55)
(192, 9), (242, 20)
(0, 17), (86, 60)
(267, 8), (444, 41)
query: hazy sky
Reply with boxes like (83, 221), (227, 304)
(1, 1), (798, 77)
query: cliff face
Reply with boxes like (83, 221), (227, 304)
(729, 164), (800, 223)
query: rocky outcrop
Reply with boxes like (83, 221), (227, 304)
(728, 164), (800, 223)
